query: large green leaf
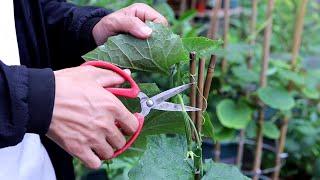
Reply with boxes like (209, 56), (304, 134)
(257, 87), (295, 110)
(216, 99), (253, 129)
(128, 135), (194, 180)
(231, 65), (259, 83)
(203, 160), (250, 180)
(182, 37), (222, 58)
(83, 22), (188, 75)
(263, 122), (280, 139)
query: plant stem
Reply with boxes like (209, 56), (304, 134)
(252, 1), (274, 179)
(237, 0), (258, 168)
(207, 0), (221, 39)
(178, 95), (193, 152)
(272, 1), (308, 179)
(195, 58), (205, 180)
(221, 0), (230, 74)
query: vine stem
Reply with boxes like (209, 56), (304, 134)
(252, 1), (275, 180)
(207, 0), (221, 39)
(237, 0), (258, 168)
(272, 1), (309, 179)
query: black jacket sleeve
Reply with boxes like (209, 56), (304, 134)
(41, 0), (111, 69)
(0, 60), (55, 148)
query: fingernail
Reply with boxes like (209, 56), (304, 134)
(140, 26), (152, 36)
(123, 69), (131, 76)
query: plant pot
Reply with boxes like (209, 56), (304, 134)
(81, 169), (108, 180)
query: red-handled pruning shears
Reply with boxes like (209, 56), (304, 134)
(82, 60), (200, 158)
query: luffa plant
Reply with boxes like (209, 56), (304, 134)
(83, 22), (249, 180)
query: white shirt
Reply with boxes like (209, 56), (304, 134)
(0, 1), (56, 179)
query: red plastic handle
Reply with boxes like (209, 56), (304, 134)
(81, 60), (144, 158)
(82, 61), (140, 98)
(112, 113), (144, 158)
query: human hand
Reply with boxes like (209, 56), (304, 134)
(47, 66), (138, 169)
(92, 3), (168, 45)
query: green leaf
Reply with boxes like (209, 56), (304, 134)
(302, 87), (320, 99)
(263, 122), (280, 139)
(232, 65), (259, 83)
(83, 22), (188, 75)
(182, 37), (222, 58)
(203, 112), (215, 142)
(142, 111), (185, 135)
(203, 160), (250, 180)
(121, 83), (185, 136)
(257, 87), (295, 110)
(128, 135), (194, 180)
(216, 99), (253, 129)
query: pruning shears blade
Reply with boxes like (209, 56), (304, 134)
(150, 83), (192, 106)
(152, 102), (201, 112)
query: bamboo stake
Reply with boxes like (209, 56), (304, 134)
(203, 55), (217, 104)
(191, 0), (197, 10)
(236, 0), (258, 168)
(252, 1), (275, 180)
(196, 58), (206, 133)
(247, 0), (258, 69)
(195, 58), (206, 180)
(207, 0), (221, 39)
(180, 0), (188, 15)
(221, 0), (230, 74)
(214, 142), (221, 162)
(272, 1), (308, 179)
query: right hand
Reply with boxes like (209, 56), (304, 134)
(46, 65), (138, 169)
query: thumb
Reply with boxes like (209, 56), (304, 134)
(124, 16), (153, 39)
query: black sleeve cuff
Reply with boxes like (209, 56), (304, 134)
(79, 17), (104, 51)
(27, 68), (55, 135)
(79, 8), (112, 53)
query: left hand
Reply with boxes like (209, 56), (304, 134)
(92, 3), (168, 45)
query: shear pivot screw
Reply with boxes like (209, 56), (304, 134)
(146, 99), (154, 107)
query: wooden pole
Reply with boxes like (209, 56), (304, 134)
(247, 0), (258, 69)
(190, 52), (197, 125)
(196, 58), (206, 133)
(180, 0), (188, 15)
(272, 1), (308, 179)
(236, 0), (258, 168)
(252, 1), (275, 179)
(203, 55), (217, 104)
(195, 58), (205, 180)
(207, 0), (221, 39)
(221, 0), (230, 74)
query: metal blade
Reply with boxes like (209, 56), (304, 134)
(150, 83), (192, 106)
(153, 102), (201, 112)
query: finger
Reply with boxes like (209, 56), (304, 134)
(91, 140), (114, 160)
(77, 147), (101, 169)
(124, 16), (153, 39)
(105, 123), (126, 150)
(128, 3), (168, 26)
(113, 102), (139, 135)
(85, 66), (130, 87)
